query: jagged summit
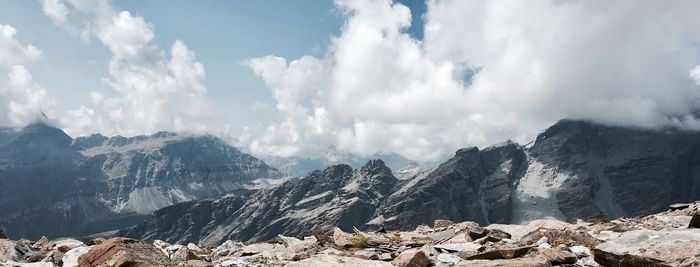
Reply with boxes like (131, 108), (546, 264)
(261, 145), (414, 177)
(359, 159), (392, 176)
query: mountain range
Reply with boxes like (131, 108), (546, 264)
(0, 122), (283, 239)
(120, 119), (700, 245)
(3, 119), (700, 246)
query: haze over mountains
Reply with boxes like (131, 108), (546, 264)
(260, 145), (417, 177)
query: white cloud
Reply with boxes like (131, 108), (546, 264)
(97, 10), (154, 59)
(244, 0), (700, 162)
(243, 55), (332, 157)
(42, 0), (69, 25)
(0, 24), (52, 127)
(44, 0), (216, 137)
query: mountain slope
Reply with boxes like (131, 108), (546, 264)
(0, 123), (283, 239)
(121, 119), (700, 245)
(121, 160), (397, 245)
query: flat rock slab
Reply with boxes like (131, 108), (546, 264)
(593, 229), (700, 266)
(286, 254), (393, 267)
(456, 256), (551, 267)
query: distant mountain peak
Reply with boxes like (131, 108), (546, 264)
(0, 123), (284, 239)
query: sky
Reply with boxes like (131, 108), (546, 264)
(2, 0), (700, 162)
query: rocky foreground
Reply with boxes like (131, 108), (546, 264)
(2, 202), (699, 267)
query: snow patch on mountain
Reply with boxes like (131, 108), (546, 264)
(512, 157), (568, 223)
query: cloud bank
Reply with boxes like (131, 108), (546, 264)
(42, 0), (214, 137)
(244, 0), (700, 161)
(0, 24), (52, 127)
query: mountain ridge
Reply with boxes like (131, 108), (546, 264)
(120, 119), (700, 245)
(0, 123), (285, 239)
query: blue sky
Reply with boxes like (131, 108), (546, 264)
(0, 0), (425, 127)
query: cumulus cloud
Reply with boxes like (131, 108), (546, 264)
(244, 0), (700, 161)
(43, 0), (215, 136)
(0, 24), (52, 127)
(42, 0), (69, 25)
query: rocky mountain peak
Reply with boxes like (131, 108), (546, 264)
(455, 146), (480, 157)
(14, 122), (72, 147)
(321, 163), (354, 178)
(359, 159), (392, 177)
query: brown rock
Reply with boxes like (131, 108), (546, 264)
(32, 236), (50, 250)
(394, 249), (431, 267)
(434, 219), (454, 228)
(519, 227), (600, 248)
(537, 248), (577, 264)
(77, 237), (167, 267)
(332, 227), (353, 247)
(690, 213), (700, 228)
(427, 229), (456, 242)
(466, 246), (532, 260)
(456, 256), (552, 267)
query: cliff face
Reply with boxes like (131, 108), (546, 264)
(522, 120), (700, 221)
(122, 119), (700, 245)
(375, 141), (527, 230)
(0, 123), (283, 239)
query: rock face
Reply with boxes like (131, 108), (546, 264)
(520, 120), (700, 222)
(0, 123), (283, 239)
(377, 141), (526, 229)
